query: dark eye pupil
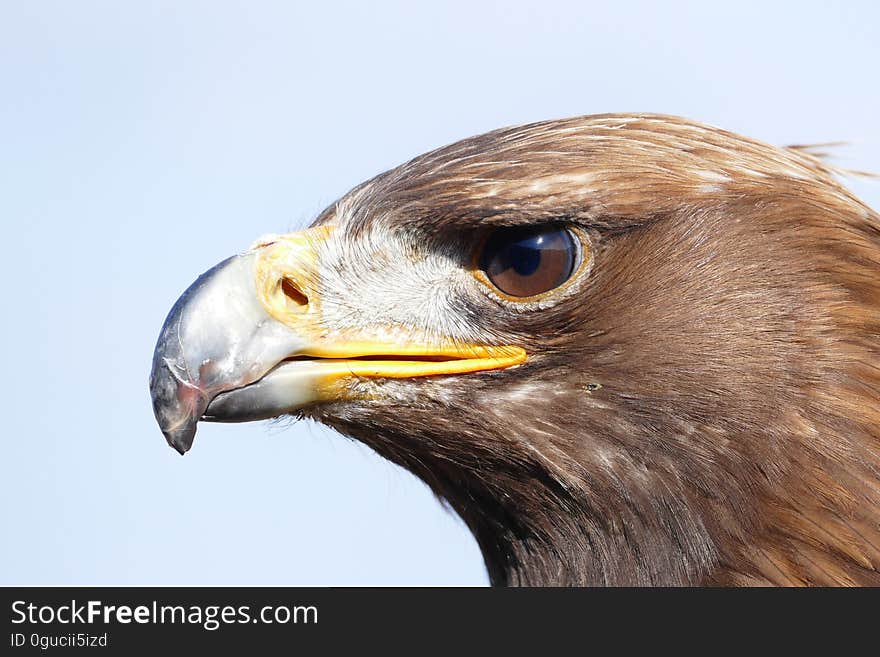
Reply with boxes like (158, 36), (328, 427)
(510, 241), (542, 276)
(479, 226), (578, 298)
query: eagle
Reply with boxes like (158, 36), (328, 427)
(150, 114), (880, 586)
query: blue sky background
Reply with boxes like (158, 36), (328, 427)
(1, 1), (878, 585)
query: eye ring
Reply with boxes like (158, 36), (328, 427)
(472, 224), (589, 302)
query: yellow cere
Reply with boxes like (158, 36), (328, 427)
(254, 225), (334, 327)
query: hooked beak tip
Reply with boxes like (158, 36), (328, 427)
(163, 426), (195, 455)
(150, 367), (201, 455)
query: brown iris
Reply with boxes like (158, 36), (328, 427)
(478, 225), (579, 298)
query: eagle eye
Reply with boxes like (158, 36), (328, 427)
(477, 225), (580, 299)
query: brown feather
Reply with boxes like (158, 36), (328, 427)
(309, 114), (880, 585)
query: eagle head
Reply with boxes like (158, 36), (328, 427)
(150, 114), (880, 585)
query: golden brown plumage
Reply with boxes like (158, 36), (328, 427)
(152, 114), (880, 585)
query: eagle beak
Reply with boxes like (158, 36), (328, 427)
(149, 227), (526, 455)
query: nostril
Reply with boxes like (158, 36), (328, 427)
(280, 278), (309, 307)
